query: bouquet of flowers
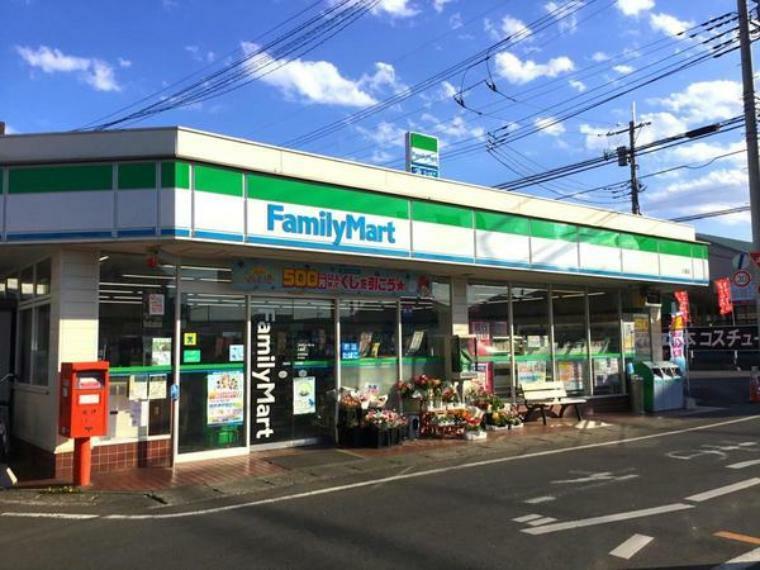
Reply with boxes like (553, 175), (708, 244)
(339, 393), (361, 410)
(363, 409), (406, 430)
(441, 386), (459, 404)
(414, 374), (443, 396)
(488, 405), (523, 427)
(468, 387), (503, 411)
(394, 380), (417, 399)
(464, 415), (483, 432)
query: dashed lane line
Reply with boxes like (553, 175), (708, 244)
(713, 546), (760, 569)
(727, 459), (760, 470)
(513, 514), (544, 523)
(685, 478), (760, 503)
(609, 534), (654, 560)
(1, 414), (758, 522)
(524, 496), (556, 504)
(521, 504), (694, 535)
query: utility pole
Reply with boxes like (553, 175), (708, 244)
(737, 0), (760, 359)
(629, 102), (641, 216)
(607, 102), (650, 215)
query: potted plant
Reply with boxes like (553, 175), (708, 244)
(338, 393), (364, 447)
(463, 415), (487, 441)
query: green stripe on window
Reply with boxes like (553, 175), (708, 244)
(161, 161), (190, 189)
(409, 132), (438, 152)
(659, 239), (692, 257)
(412, 201), (472, 228)
(248, 172), (409, 219)
(9, 164), (112, 194)
(693, 244), (709, 260)
(530, 219), (576, 241)
(618, 233), (659, 253)
(118, 162), (156, 190)
(194, 164), (243, 197)
(474, 211), (530, 236)
(578, 227), (618, 247)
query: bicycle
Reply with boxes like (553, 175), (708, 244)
(0, 373), (13, 464)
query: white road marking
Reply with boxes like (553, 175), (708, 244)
(609, 534), (654, 560)
(524, 496), (556, 504)
(0, 512), (99, 520)
(1, 415), (758, 521)
(713, 546), (760, 569)
(727, 459), (760, 470)
(522, 504), (694, 535)
(513, 514), (543, 523)
(552, 471), (638, 484)
(527, 517), (557, 526)
(684, 478), (760, 503)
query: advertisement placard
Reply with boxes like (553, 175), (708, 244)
(207, 371), (245, 426)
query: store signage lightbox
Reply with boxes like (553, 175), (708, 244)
(232, 260), (432, 298)
(405, 131), (439, 178)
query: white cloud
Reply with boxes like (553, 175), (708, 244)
(646, 169), (748, 214)
(591, 51), (610, 62)
(500, 16), (533, 41)
(534, 117), (566, 136)
(185, 45), (215, 63)
(655, 80), (742, 124)
(241, 42), (376, 107)
(117, 57), (132, 68)
(16, 45), (120, 92)
(544, 1), (583, 34)
(433, 0), (454, 13)
(636, 111), (688, 145)
(373, 0), (418, 18)
(649, 12), (694, 37)
(616, 0), (654, 17)
(569, 79), (587, 92)
(494, 52), (574, 84)
(356, 120), (407, 148)
(613, 64), (635, 74)
(360, 61), (406, 94)
(449, 12), (463, 29)
(427, 114), (485, 140)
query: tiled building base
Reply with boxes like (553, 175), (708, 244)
(11, 438), (171, 481)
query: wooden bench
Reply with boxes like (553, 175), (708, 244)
(518, 382), (587, 425)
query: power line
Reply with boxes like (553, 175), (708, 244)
(670, 205), (750, 221)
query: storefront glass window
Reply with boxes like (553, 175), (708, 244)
(179, 293), (246, 454)
(512, 286), (553, 385)
(35, 259), (51, 297)
(467, 283), (511, 395)
(340, 299), (398, 396)
(250, 298), (336, 445)
(401, 281), (450, 383)
(17, 308), (32, 383)
(20, 266), (34, 301)
(98, 253), (175, 440)
(32, 304), (50, 386)
(589, 290), (623, 395)
(552, 288), (588, 396)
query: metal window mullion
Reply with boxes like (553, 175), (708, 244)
(397, 299), (403, 383)
(585, 287), (593, 397)
(171, 263), (181, 466)
(334, 298), (341, 444)
(112, 163), (118, 238)
(244, 295), (252, 448)
(617, 289), (626, 396)
(548, 284), (555, 383)
(508, 283), (516, 404)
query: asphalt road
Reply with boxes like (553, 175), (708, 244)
(1, 408), (759, 570)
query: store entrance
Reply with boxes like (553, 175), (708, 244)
(250, 298), (336, 446)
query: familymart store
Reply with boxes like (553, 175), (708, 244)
(0, 127), (708, 476)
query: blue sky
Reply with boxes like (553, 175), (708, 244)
(1, 0), (753, 241)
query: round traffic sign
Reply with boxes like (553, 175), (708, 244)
(733, 269), (751, 287)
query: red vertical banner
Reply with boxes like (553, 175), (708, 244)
(674, 290), (690, 324)
(715, 277), (734, 316)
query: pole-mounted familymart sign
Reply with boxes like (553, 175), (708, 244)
(405, 131), (439, 178)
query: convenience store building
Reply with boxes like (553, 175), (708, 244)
(0, 127), (709, 477)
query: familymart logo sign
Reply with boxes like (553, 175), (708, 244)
(249, 201), (411, 253)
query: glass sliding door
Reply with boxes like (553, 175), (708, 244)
(589, 289), (623, 395)
(178, 293), (246, 454)
(467, 283), (511, 396)
(512, 286), (553, 386)
(552, 288), (589, 396)
(401, 280), (450, 383)
(250, 298), (335, 446)
(339, 299), (398, 396)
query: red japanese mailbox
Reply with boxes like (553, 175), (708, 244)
(59, 361), (110, 486)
